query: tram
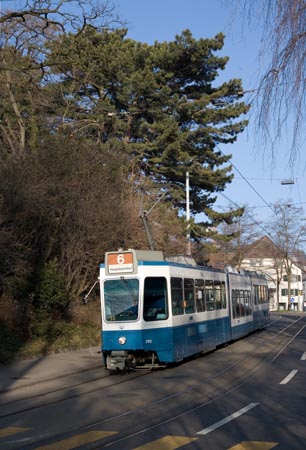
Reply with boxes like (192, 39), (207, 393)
(99, 249), (270, 371)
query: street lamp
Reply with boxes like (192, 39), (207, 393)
(281, 179), (294, 185)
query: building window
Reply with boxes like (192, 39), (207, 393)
(283, 274), (301, 282)
(281, 288), (299, 297)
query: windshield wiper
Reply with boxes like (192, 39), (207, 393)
(120, 276), (138, 305)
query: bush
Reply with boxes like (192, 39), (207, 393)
(33, 259), (70, 327)
(0, 323), (23, 363)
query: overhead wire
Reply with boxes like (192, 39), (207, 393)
(251, 201), (306, 209)
(216, 144), (277, 216)
(213, 78), (305, 219)
(217, 192), (275, 240)
(217, 152), (305, 214)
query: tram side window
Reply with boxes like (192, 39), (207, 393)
(232, 289), (238, 318)
(171, 277), (184, 315)
(254, 284), (268, 305)
(205, 279), (215, 310)
(143, 277), (168, 321)
(221, 281), (226, 309)
(254, 285), (259, 305)
(263, 285), (268, 303)
(259, 285), (268, 304)
(232, 289), (252, 318)
(184, 278), (195, 313)
(215, 280), (222, 310)
(245, 290), (252, 315)
(257, 285), (262, 304)
(195, 279), (205, 312)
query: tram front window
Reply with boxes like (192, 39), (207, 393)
(104, 278), (139, 321)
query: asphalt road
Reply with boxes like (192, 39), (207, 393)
(1, 312), (305, 450)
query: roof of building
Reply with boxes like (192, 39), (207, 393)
(243, 236), (282, 259)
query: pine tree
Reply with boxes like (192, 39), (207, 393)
(47, 28), (249, 236)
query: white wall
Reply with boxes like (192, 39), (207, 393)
(241, 258), (303, 311)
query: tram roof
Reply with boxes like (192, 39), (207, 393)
(100, 249), (269, 281)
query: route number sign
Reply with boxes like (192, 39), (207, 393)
(105, 251), (137, 274)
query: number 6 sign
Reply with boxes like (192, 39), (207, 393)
(106, 251), (136, 274)
(117, 254), (125, 265)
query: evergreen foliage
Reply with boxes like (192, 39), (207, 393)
(46, 28), (249, 229)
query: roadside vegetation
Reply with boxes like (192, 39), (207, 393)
(0, 321), (101, 364)
(1, 1), (305, 363)
(0, 0), (249, 362)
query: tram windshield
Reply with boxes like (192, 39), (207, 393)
(104, 278), (139, 321)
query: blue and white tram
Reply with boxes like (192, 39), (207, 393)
(99, 249), (270, 371)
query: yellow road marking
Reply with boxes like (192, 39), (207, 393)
(0, 427), (30, 438)
(34, 430), (117, 450)
(229, 441), (278, 450)
(133, 435), (198, 450)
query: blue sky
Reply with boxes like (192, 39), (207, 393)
(113, 0), (305, 224)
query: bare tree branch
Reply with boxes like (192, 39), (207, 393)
(229, 0), (306, 167)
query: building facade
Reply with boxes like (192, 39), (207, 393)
(241, 236), (303, 311)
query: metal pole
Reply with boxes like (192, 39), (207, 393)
(186, 170), (191, 256)
(141, 212), (155, 251)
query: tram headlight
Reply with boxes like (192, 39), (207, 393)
(118, 336), (126, 345)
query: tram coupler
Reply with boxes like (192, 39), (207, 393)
(106, 350), (128, 371)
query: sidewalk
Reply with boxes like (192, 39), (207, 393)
(0, 346), (103, 393)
